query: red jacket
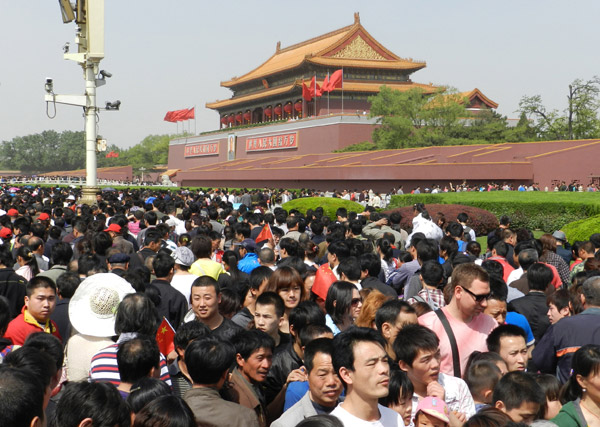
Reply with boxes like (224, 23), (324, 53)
(4, 308), (62, 346)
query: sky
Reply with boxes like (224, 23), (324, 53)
(1, 1), (599, 149)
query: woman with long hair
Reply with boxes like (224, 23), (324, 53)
(265, 266), (305, 333)
(552, 344), (600, 426)
(325, 281), (362, 335)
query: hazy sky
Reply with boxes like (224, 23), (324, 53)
(2, 1), (599, 148)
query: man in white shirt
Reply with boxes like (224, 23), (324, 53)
(331, 327), (405, 426)
(395, 324), (475, 427)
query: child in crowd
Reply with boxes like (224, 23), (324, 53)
(532, 374), (562, 420)
(464, 360), (502, 412)
(414, 396), (450, 427)
(379, 369), (414, 426)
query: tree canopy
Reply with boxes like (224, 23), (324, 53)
(338, 86), (534, 152)
(0, 131), (182, 173)
(518, 76), (600, 140)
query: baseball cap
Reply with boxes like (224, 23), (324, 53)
(415, 397), (450, 424)
(0, 228), (12, 239)
(552, 230), (567, 242)
(7, 209), (18, 217)
(104, 223), (122, 233)
(108, 253), (130, 264)
(38, 213), (50, 221)
(234, 238), (257, 251)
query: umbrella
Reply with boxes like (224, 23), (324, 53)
(102, 187), (116, 192)
(8, 187), (19, 192)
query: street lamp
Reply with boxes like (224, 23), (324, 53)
(139, 167), (147, 183)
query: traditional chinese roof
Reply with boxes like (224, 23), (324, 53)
(206, 82), (300, 110)
(460, 88), (499, 109)
(220, 13), (426, 88)
(205, 80), (438, 110)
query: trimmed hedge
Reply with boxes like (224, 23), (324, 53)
(562, 215), (600, 243)
(387, 192), (600, 233)
(282, 197), (364, 221)
(383, 204), (499, 236)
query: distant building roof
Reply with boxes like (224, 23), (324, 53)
(220, 13), (426, 88)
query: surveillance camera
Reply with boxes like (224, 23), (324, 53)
(99, 70), (112, 78)
(44, 78), (54, 94)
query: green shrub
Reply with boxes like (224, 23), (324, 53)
(282, 197), (364, 221)
(563, 215), (600, 243)
(387, 192), (600, 232)
(382, 204), (498, 236)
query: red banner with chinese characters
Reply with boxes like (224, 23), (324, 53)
(184, 142), (220, 157)
(245, 132), (298, 152)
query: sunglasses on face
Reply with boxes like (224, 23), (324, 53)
(351, 298), (363, 306)
(460, 285), (490, 303)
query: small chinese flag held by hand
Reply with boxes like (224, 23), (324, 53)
(255, 224), (274, 243)
(312, 263), (337, 300)
(156, 317), (176, 356)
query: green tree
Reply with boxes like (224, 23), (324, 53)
(518, 76), (600, 140)
(368, 86), (469, 148)
(0, 130), (86, 172)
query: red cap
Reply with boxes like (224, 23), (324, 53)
(7, 209), (18, 217)
(0, 228), (12, 239)
(104, 223), (121, 233)
(38, 213), (50, 221)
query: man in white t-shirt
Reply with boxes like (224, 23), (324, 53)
(331, 327), (405, 426)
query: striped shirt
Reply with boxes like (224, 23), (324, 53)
(89, 341), (172, 386)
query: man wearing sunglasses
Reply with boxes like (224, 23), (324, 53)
(419, 263), (498, 377)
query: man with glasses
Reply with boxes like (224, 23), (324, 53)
(419, 263), (497, 377)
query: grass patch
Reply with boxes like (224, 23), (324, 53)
(282, 197), (364, 221)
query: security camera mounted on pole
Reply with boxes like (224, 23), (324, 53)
(48, 0), (114, 204)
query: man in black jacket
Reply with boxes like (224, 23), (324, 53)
(0, 245), (26, 319)
(508, 263), (552, 343)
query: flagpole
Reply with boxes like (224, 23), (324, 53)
(314, 72), (318, 117)
(327, 69), (330, 116)
(341, 67), (344, 114)
(194, 104), (197, 135)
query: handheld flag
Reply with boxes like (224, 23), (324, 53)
(311, 263), (337, 300)
(156, 317), (176, 356)
(255, 224), (274, 243)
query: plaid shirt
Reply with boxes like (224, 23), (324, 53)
(407, 288), (446, 310)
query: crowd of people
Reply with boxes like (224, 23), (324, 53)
(1, 185), (600, 427)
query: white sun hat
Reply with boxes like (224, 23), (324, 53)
(69, 273), (135, 337)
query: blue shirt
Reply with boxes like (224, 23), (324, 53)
(238, 253), (260, 274)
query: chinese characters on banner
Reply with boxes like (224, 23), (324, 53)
(184, 142), (219, 157)
(245, 132), (298, 152)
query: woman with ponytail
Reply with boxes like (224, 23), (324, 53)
(15, 246), (40, 280)
(376, 237), (396, 283)
(552, 344), (600, 426)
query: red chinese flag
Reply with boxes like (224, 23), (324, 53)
(255, 224), (273, 243)
(174, 109), (188, 122)
(163, 111), (174, 122)
(311, 263), (337, 300)
(328, 69), (343, 90)
(302, 82), (313, 101)
(185, 107), (195, 120)
(156, 317), (176, 356)
(105, 151), (112, 158)
(113, 152), (119, 158)
(310, 76), (322, 97)
(321, 74), (330, 93)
